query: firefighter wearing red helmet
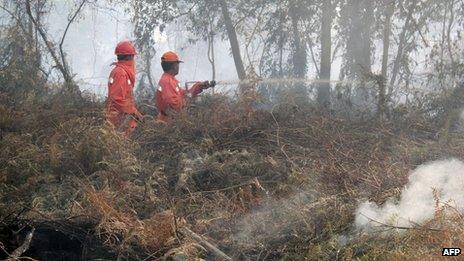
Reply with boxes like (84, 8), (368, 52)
(155, 51), (215, 122)
(106, 40), (142, 137)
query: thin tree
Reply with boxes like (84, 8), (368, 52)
(318, 0), (333, 109)
(219, 0), (247, 83)
(25, 0), (88, 94)
(389, 0), (418, 88)
(379, 0), (395, 119)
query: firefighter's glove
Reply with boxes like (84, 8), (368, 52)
(202, 80), (216, 89)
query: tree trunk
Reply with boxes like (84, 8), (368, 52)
(318, 0), (332, 109)
(389, 0), (417, 87)
(289, 1), (308, 104)
(278, 9), (284, 76)
(343, 0), (374, 110)
(379, 0), (395, 119)
(59, 0), (87, 87)
(346, 0), (372, 79)
(362, 0), (374, 75)
(446, 0), (456, 79)
(145, 49), (155, 97)
(207, 31), (216, 94)
(219, 0), (246, 82)
(289, 2), (306, 78)
(25, 0), (78, 95)
(35, 0), (43, 70)
(207, 31), (216, 81)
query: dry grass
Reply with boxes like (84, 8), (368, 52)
(84, 185), (176, 252)
(1, 88), (464, 260)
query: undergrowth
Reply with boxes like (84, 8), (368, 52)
(0, 85), (463, 260)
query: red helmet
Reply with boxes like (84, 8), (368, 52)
(115, 41), (137, 55)
(161, 51), (183, 63)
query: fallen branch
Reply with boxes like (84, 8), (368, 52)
(193, 177), (266, 195)
(7, 228), (35, 261)
(360, 214), (443, 232)
(178, 227), (232, 261)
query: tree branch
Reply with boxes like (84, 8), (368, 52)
(7, 228), (36, 261)
(25, 0), (72, 84)
(0, 5), (30, 37)
(360, 213), (443, 232)
(179, 227), (232, 261)
(59, 0), (88, 77)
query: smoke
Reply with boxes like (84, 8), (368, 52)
(231, 191), (319, 245)
(355, 159), (464, 230)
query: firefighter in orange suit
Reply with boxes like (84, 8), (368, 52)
(106, 40), (142, 137)
(155, 51), (215, 122)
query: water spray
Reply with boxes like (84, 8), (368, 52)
(216, 77), (352, 87)
(183, 76), (433, 96)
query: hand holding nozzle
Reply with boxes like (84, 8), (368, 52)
(202, 80), (216, 89)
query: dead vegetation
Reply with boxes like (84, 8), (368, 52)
(1, 84), (464, 260)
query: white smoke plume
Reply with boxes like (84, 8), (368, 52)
(231, 191), (319, 245)
(355, 159), (464, 230)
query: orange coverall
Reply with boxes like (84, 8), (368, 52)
(155, 72), (203, 122)
(106, 60), (141, 136)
